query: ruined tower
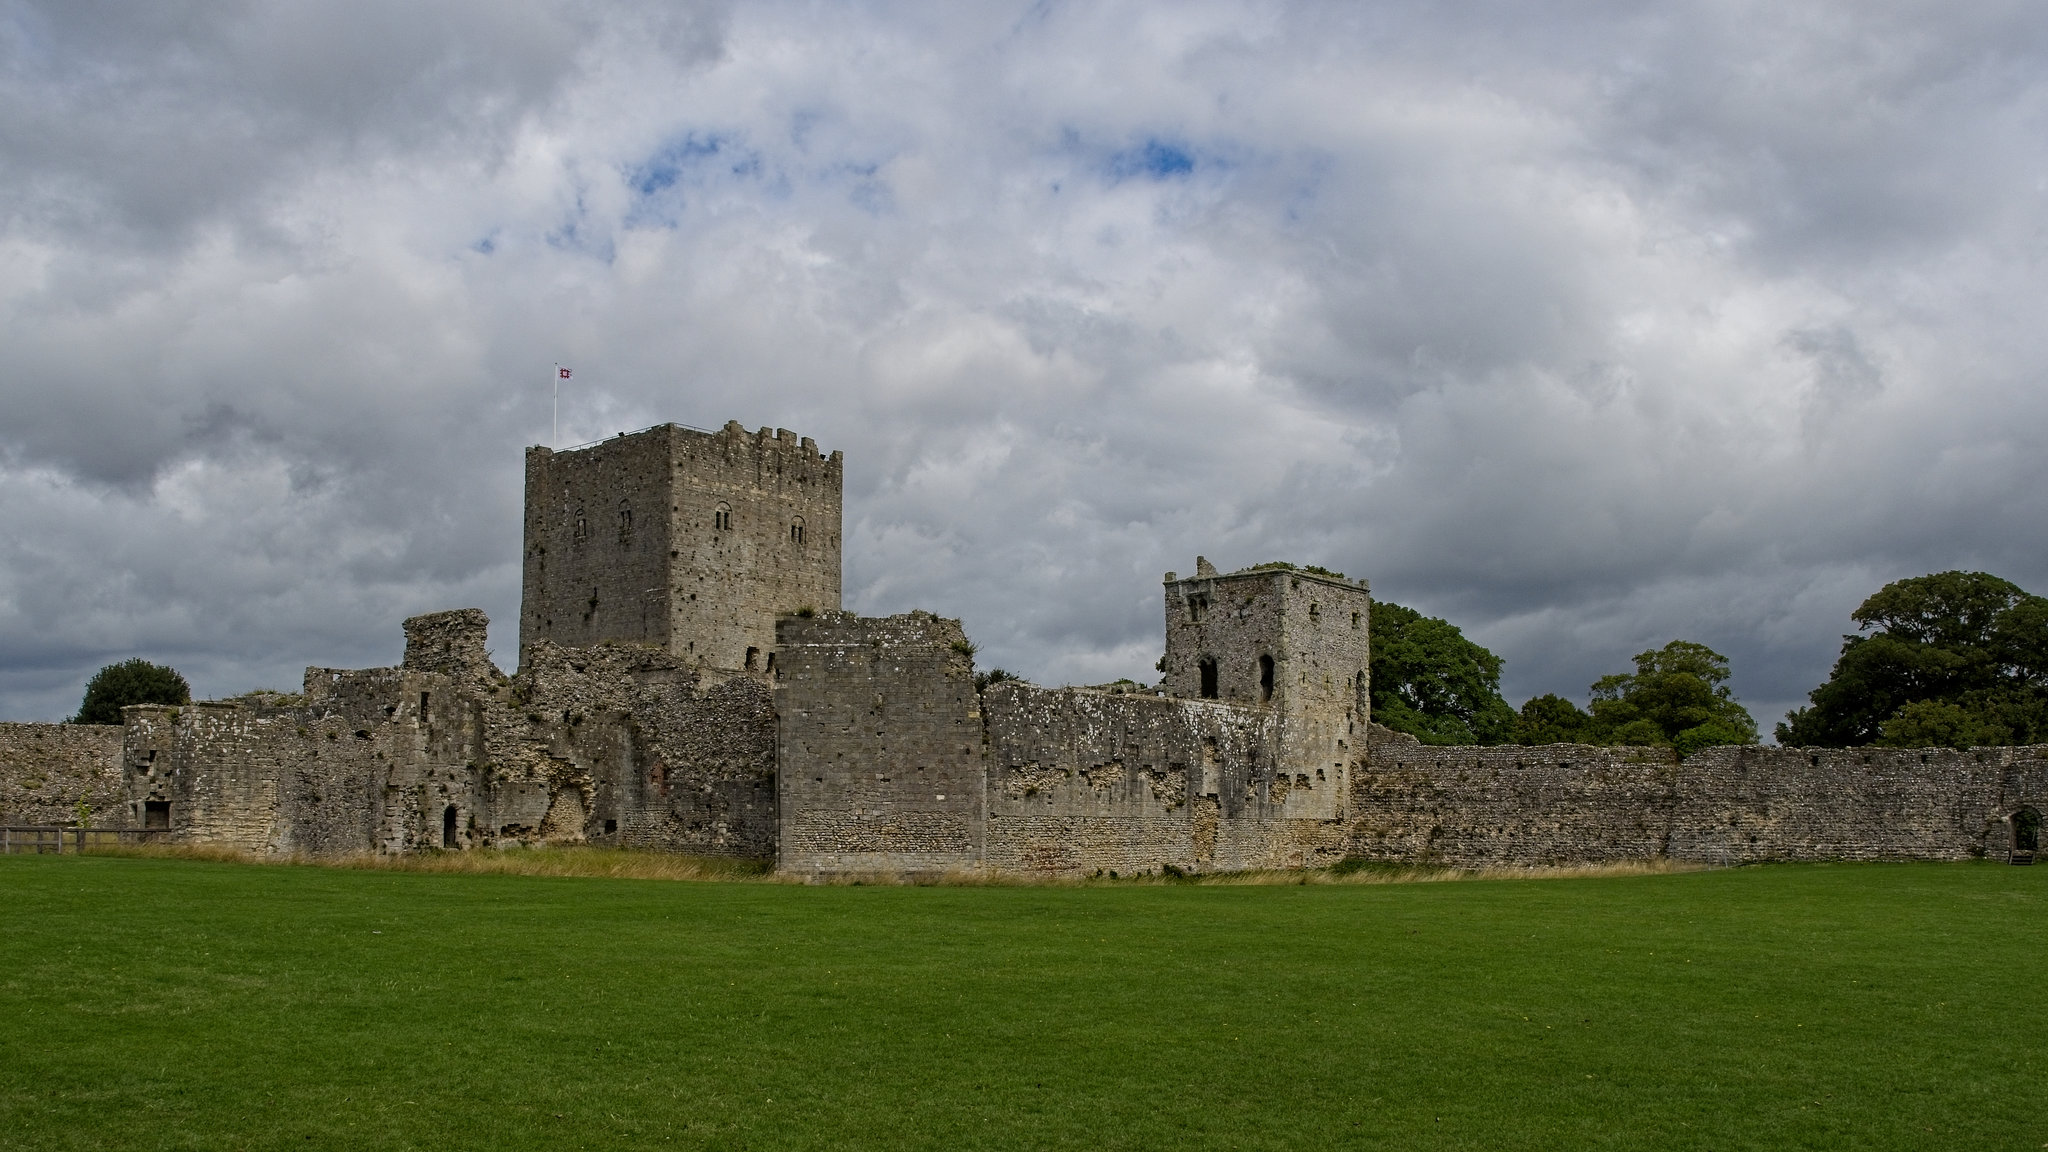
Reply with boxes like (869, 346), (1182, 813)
(520, 421), (843, 672)
(1160, 558), (1371, 814)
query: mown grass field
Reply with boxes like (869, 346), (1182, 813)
(0, 856), (2041, 1151)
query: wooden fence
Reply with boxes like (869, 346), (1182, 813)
(0, 826), (174, 854)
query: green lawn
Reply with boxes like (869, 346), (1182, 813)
(0, 857), (2041, 1151)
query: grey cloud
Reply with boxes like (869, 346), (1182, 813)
(4, 0), (2047, 739)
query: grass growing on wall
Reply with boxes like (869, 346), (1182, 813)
(0, 857), (2042, 1150)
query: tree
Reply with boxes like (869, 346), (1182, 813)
(73, 659), (189, 725)
(1369, 601), (1518, 745)
(1585, 640), (1758, 755)
(1777, 571), (2048, 747)
(1514, 693), (1593, 745)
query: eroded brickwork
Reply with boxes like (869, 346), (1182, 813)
(123, 609), (777, 858)
(775, 611), (985, 874)
(0, 723), (126, 827)
(981, 682), (1348, 874)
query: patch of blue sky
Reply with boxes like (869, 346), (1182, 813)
(624, 131), (765, 228)
(1108, 137), (1199, 182)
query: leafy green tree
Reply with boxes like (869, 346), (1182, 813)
(1586, 640), (1758, 755)
(1369, 601), (1518, 745)
(1513, 693), (1593, 745)
(1777, 571), (2048, 747)
(73, 659), (189, 725)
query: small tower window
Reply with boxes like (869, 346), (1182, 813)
(1259, 654), (1275, 702)
(616, 504), (633, 546)
(713, 503), (732, 531)
(790, 516), (806, 545)
(1199, 658), (1219, 699)
(1352, 611), (1362, 630)
(745, 647), (760, 671)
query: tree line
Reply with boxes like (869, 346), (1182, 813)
(1371, 570), (2048, 753)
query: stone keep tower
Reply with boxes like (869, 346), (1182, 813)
(1160, 558), (1371, 809)
(520, 421), (843, 672)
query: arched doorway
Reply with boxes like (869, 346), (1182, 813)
(2012, 807), (2039, 865)
(442, 805), (459, 849)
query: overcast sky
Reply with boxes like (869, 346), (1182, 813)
(4, 1), (2046, 732)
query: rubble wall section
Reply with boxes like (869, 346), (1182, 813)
(0, 723), (127, 827)
(982, 683), (1347, 874)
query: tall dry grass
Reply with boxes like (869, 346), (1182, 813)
(73, 842), (1701, 886)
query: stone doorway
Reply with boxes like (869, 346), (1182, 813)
(2012, 806), (2039, 865)
(144, 801), (170, 830)
(442, 805), (459, 849)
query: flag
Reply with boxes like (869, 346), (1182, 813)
(559, 368), (573, 379)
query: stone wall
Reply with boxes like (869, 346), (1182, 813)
(1348, 728), (2048, 867)
(775, 611), (985, 874)
(981, 682), (1348, 875)
(123, 609), (778, 859)
(0, 722), (127, 827)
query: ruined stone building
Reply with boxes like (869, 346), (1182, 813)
(3, 417), (2043, 873)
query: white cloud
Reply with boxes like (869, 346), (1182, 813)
(4, 0), (2048, 733)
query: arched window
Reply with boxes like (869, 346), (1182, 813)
(616, 503), (633, 546)
(713, 503), (732, 531)
(1199, 658), (1219, 699)
(1258, 654), (1275, 702)
(790, 516), (806, 545)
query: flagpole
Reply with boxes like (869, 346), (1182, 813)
(552, 362), (559, 448)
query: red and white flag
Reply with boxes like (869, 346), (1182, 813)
(559, 367), (573, 379)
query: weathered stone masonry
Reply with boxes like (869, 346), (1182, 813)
(7, 415), (2038, 872)
(0, 722), (126, 827)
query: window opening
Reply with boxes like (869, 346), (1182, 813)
(617, 504), (634, 546)
(1259, 654), (1275, 702)
(418, 692), (429, 716)
(441, 805), (458, 848)
(1351, 611), (1362, 630)
(790, 516), (806, 545)
(713, 503), (732, 531)
(1199, 658), (1219, 699)
(144, 801), (170, 829)
(745, 647), (760, 671)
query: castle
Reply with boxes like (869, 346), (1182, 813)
(4, 419), (2043, 873)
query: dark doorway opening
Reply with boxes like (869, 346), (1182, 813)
(144, 801), (170, 830)
(2013, 806), (2040, 864)
(442, 805), (458, 849)
(1259, 655), (1275, 702)
(745, 647), (760, 671)
(604, 819), (618, 835)
(1199, 659), (1219, 699)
